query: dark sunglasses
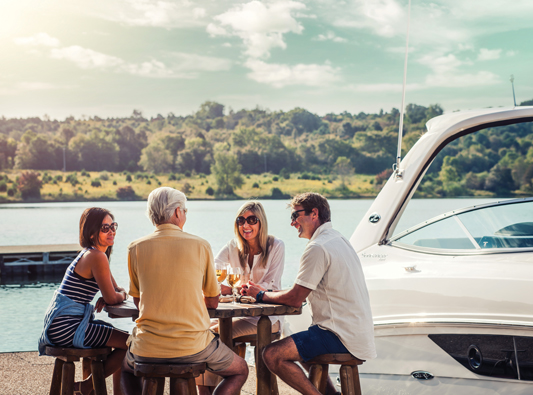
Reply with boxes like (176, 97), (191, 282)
(236, 216), (260, 226)
(290, 209), (308, 222)
(100, 222), (118, 233)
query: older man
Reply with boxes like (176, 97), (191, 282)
(121, 187), (248, 395)
(243, 192), (376, 395)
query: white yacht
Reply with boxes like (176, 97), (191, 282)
(286, 106), (533, 393)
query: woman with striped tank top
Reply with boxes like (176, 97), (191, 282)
(39, 208), (129, 395)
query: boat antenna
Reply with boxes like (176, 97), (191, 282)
(394, 0), (412, 179)
(510, 74), (517, 107)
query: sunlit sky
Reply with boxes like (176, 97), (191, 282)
(1, 0), (532, 120)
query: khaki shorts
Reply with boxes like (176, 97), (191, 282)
(126, 336), (234, 373)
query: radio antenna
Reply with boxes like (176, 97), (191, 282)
(394, 0), (412, 179)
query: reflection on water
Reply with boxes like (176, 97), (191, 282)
(0, 198), (497, 352)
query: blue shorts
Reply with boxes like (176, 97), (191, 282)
(291, 325), (349, 362)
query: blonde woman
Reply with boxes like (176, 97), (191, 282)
(197, 201), (285, 395)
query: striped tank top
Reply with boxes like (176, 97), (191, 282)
(47, 248), (113, 348)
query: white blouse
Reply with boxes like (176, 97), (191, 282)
(215, 237), (285, 326)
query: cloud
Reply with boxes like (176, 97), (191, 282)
(244, 59), (340, 88)
(315, 31), (347, 43)
(477, 48), (501, 61)
(16, 33), (231, 79)
(349, 83), (421, 93)
(50, 46), (124, 70)
(96, 0), (207, 28)
(418, 53), (499, 87)
(14, 33), (60, 47)
(209, 0), (307, 59)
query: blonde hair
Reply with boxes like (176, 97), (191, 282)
(233, 201), (273, 270)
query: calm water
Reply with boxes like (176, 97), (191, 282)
(0, 198), (498, 352)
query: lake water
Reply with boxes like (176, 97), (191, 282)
(0, 198), (499, 353)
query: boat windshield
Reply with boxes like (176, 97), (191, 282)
(392, 199), (533, 250)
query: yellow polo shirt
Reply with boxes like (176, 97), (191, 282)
(127, 223), (220, 358)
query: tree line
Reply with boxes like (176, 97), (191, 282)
(1, 99), (532, 197)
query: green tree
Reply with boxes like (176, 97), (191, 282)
(334, 156), (355, 187)
(211, 150), (243, 195)
(138, 139), (173, 173)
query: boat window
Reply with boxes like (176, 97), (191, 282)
(393, 215), (476, 249)
(457, 200), (533, 248)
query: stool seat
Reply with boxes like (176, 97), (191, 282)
(45, 346), (111, 395)
(134, 362), (206, 395)
(308, 353), (365, 395)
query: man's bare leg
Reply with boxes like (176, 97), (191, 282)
(262, 337), (321, 395)
(212, 354), (248, 395)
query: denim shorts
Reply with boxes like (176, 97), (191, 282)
(291, 325), (349, 362)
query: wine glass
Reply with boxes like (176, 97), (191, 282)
(215, 262), (228, 285)
(227, 266), (243, 304)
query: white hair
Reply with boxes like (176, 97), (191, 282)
(146, 187), (187, 226)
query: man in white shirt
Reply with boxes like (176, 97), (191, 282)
(243, 192), (376, 395)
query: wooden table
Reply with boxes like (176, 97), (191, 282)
(105, 300), (302, 395)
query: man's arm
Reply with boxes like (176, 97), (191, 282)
(246, 283), (311, 307)
(205, 295), (219, 309)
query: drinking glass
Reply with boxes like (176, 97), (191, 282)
(215, 262), (228, 285)
(227, 266), (243, 304)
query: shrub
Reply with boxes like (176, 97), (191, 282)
(113, 180), (117, 185)
(7, 187), (16, 196)
(0, 181), (6, 192)
(125, 174), (132, 182)
(184, 170), (191, 177)
(271, 187), (290, 199)
(116, 186), (137, 200)
(169, 173), (177, 181)
(206, 186), (215, 196)
(17, 171), (42, 200)
(81, 170), (90, 177)
(182, 182), (192, 194)
(42, 173), (52, 184)
(146, 179), (152, 185)
(65, 173), (79, 186)
(54, 175), (63, 182)
(272, 176), (279, 182)
(99, 171), (110, 181)
(252, 182), (260, 188)
(375, 168), (393, 185)
(91, 179), (102, 187)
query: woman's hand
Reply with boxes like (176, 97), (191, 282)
(95, 297), (106, 313)
(220, 284), (232, 295)
(241, 280), (265, 298)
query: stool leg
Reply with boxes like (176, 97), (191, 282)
(340, 366), (356, 395)
(170, 377), (189, 395)
(318, 365), (328, 394)
(142, 377), (160, 395)
(188, 377), (198, 395)
(351, 366), (362, 395)
(271, 373), (279, 395)
(50, 358), (64, 395)
(156, 377), (165, 395)
(82, 357), (91, 380)
(61, 361), (75, 395)
(90, 359), (107, 395)
(309, 364), (323, 392)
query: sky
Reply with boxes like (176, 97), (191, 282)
(1, 0), (532, 120)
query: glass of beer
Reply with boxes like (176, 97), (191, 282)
(215, 262), (228, 284)
(227, 266), (243, 304)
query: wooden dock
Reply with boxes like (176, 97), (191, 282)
(0, 244), (80, 281)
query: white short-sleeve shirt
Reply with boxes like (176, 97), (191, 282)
(295, 222), (376, 360)
(215, 237), (285, 326)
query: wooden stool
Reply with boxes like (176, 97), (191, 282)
(233, 332), (281, 395)
(134, 362), (206, 395)
(45, 346), (111, 395)
(308, 353), (365, 395)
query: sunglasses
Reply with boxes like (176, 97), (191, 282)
(236, 216), (260, 226)
(290, 209), (308, 222)
(100, 222), (118, 233)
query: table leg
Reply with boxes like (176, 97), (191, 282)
(256, 316), (272, 395)
(218, 317), (233, 348)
